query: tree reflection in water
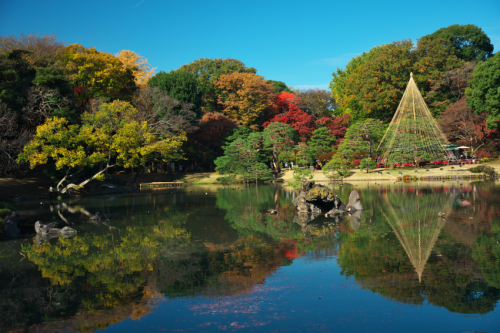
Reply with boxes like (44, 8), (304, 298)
(337, 183), (500, 314)
(0, 183), (499, 332)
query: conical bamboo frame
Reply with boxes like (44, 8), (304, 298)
(378, 73), (452, 164)
(379, 192), (453, 282)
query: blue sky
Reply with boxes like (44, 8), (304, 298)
(1, 0), (499, 90)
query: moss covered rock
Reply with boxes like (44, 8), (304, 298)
(304, 186), (336, 202)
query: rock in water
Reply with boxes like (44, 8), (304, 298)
(4, 212), (21, 239)
(325, 197), (347, 216)
(35, 221), (77, 237)
(346, 190), (363, 212)
(292, 192), (307, 207)
(304, 186), (336, 202)
(297, 201), (324, 214)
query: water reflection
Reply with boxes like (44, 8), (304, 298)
(0, 182), (499, 332)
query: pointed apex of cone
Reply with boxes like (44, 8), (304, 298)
(410, 72), (413, 78)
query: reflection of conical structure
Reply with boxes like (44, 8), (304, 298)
(379, 191), (452, 282)
(378, 73), (451, 163)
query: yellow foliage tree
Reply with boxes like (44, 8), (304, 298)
(116, 50), (156, 88)
(56, 44), (136, 110)
(18, 100), (186, 194)
(213, 72), (276, 128)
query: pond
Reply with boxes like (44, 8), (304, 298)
(1, 182), (499, 332)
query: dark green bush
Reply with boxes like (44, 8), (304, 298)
(468, 166), (496, 175)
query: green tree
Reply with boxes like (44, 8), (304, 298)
(308, 127), (335, 158)
(148, 70), (203, 116)
(267, 80), (292, 93)
(289, 168), (313, 189)
(341, 39), (462, 119)
(322, 157), (348, 179)
(262, 122), (296, 173)
(422, 24), (494, 62)
(214, 134), (270, 182)
(247, 162), (273, 183)
(31, 66), (77, 122)
(337, 119), (386, 161)
(0, 50), (36, 112)
(360, 158), (376, 173)
(329, 46), (382, 118)
(466, 53), (500, 129)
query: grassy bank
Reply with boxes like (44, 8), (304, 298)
(181, 161), (500, 184)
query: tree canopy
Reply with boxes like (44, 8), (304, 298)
(422, 24), (494, 62)
(148, 70), (204, 116)
(55, 44), (136, 111)
(214, 72), (276, 128)
(466, 53), (500, 129)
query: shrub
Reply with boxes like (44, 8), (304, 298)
(351, 159), (361, 167)
(468, 165), (496, 175)
(360, 158), (376, 173)
(289, 168), (313, 189)
(323, 157), (348, 179)
(480, 158), (489, 163)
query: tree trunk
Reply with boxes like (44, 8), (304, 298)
(51, 164), (116, 194)
(272, 150), (281, 173)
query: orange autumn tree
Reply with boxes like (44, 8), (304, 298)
(116, 50), (156, 88)
(213, 72), (276, 129)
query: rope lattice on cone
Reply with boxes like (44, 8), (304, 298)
(378, 73), (452, 164)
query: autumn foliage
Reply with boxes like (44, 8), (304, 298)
(315, 114), (350, 143)
(439, 96), (493, 154)
(264, 92), (316, 139)
(214, 72), (276, 128)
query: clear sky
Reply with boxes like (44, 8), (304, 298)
(1, 0), (499, 90)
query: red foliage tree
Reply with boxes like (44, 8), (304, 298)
(275, 91), (301, 111)
(315, 114), (351, 144)
(439, 96), (494, 155)
(263, 92), (316, 139)
(264, 105), (316, 139)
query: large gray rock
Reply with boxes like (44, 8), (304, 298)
(35, 221), (77, 237)
(4, 212), (21, 239)
(297, 201), (324, 214)
(325, 197), (347, 216)
(346, 190), (363, 212)
(292, 192), (307, 207)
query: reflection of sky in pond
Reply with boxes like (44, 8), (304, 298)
(1, 182), (499, 332)
(102, 252), (500, 333)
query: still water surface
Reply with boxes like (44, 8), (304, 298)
(1, 182), (499, 332)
